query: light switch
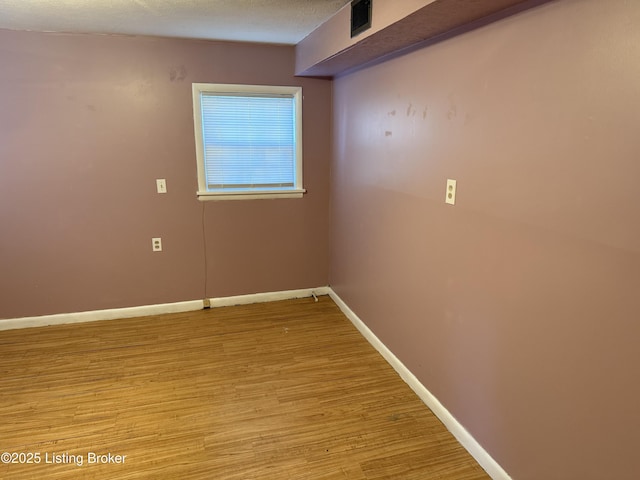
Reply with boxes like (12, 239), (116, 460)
(156, 179), (167, 194)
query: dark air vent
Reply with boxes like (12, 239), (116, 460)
(350, 0), (372, 38)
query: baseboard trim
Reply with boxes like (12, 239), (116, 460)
(0, 287), (331, 332)
(208, 286), (331, 308)
(327, 288), (511, 480)
(0, 300), (204, 331)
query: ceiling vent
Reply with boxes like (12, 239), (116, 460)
(350, 0), (372, 38)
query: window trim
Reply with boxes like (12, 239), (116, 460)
(192, 83), (305, 201)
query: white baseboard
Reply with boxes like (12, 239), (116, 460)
(0, 300), (204, 331)
(208, 286), (331, 308)
(327, 288), (511, 480)
(0, 286), (331, 332)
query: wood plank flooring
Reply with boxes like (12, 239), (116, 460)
(0, 296), (490, 479)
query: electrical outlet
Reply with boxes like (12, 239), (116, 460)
(156, 179), (167, 194)
(445, 179), (457, 205)
(152, 237), (162, 252)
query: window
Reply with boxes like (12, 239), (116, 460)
(192, 83), (304, 200)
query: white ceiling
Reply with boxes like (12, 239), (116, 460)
(0, 0), (352, 45)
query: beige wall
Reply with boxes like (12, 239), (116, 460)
(0, 30), (332, 318)
(330, 0), (640, 478)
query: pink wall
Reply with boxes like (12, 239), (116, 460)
(0, 30), (331, 318)
(330, 0), (640, 478)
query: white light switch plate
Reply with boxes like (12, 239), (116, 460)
(156, 179), (167, 194)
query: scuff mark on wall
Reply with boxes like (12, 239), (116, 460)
(169, 65), (187, 82)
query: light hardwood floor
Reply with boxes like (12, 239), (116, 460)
(0, 296), (490, 479)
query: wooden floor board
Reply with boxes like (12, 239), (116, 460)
(0, 296), (490, 479)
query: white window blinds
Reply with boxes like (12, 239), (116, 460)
(200, 94), (296, 191)
(192, 84), (303, 200)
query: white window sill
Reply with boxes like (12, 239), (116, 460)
(197, 189), (306, 201)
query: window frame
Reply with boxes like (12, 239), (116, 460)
(192, 83), (305, 201)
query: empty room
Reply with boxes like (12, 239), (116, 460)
(1, 0), (638, 479)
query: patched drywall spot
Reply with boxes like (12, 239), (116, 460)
(169, 65), (187, 82)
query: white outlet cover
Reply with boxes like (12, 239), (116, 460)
(445, 179), (457, 205)
(152, 237), (162, 252)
